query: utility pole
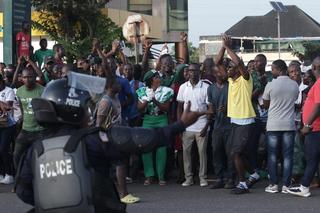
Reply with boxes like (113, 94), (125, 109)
(270, 1), (288, 59)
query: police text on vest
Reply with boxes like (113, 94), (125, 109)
(39, 159), (73, 179)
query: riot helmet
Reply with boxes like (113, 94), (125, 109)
(32, 72), (106, 126)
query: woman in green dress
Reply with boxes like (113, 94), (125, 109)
(136, 70), (174, 185)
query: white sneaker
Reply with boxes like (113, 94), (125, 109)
(200, 179), (208, 187)
(287, 185), (311, 197)
(182, 179), (194, 187)
(265, 184), (279, 193)
(281, 185), (290, 194)
(0, 174), (14, 185)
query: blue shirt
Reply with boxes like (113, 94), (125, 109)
(116, 76), (132, 120)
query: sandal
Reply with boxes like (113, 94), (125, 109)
(159, 180), (167, 186)
(144, 177), (152, 186)
(120, 194), (140, 204)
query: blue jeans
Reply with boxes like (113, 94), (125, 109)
(267, 131), (295, 186)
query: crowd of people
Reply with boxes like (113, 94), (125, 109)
(1, 22), (320, 205)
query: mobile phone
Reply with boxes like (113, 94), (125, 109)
(120, 40), (126, 48)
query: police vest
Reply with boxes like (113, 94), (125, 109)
(32, 134), (94, 213)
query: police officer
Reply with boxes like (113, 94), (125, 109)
(15, 75), (200, 213)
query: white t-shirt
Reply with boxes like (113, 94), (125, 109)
(0, 86), (16, 126)
(177, 80), (209, 132)
(12, 88), (22, 122)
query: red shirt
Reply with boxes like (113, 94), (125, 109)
(16, 32), (31, 57)
(302, 78), (320, 132)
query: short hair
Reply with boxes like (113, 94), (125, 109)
(306, 69), (316, 83)
(247, 60), (254, 66)
(53, 44), (63, 53)
(288, 63), (301, 73)
(256, 54), (267, 63)
(189, 63), (201, 71)
(159, 54), (172, 62)
(289, 60), (301, 67)
(272, 59), (287, 73)
(40, 38), (47, 44)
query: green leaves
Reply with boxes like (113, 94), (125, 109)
(31, 0), (122, 63)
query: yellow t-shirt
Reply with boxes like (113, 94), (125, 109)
(227, 76), (256, 119)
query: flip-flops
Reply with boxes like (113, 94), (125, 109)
(159, 180), (167, 186)
(120, 194), (140, 204)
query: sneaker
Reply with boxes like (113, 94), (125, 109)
(224, 179), (235, 189)
(265, 184), (279, 193)
(287, 185), (311, 197)
(246, 176), (260, 188)
(200, 179), (208, 187)
(182, 179), (194, 187)
(281, 185), (290, 194)
(231, 183), (249, 195)
(126, 177), (133, 184)
(120, 194), (140, 204)
(0, 174), (14, 185)
(210, 181), (224, 189)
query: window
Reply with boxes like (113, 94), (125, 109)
(168, 0), (188, 31)
(128, 0), (152, 15)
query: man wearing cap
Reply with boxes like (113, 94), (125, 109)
(43, 56), (56, 84)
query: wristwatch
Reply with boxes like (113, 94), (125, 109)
(304, 123), (313, 129)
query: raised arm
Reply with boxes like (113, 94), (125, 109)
(12, 57), (23, 87)
(180, 32), (189, 64)
(103, 40), (120, 59)
(25, 56), (43, 80)
(223, 34), (249, 80)
(141, 39), (153, 78)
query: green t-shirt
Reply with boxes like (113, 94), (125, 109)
(160, 71), (178, 87)
(34, 49), (54, 68)
(16, 84), (45, 132)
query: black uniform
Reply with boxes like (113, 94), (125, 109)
(16, 122), (185, 212)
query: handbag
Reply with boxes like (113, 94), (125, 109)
(0, 112), (8, 128)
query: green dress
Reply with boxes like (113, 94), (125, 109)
(136, 86), (174, 180)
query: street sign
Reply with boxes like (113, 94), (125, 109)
(123, 15), (150, 44)
(3, 0), (31, 64)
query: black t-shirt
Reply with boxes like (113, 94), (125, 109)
(207, 82), (231, 129)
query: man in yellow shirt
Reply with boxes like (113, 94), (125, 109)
(216, 35), (257, 194)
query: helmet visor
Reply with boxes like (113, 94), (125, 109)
(67, 71), (106, 95)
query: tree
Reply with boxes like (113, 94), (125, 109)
(292, 41), (320, 62)
(188, 42), (199, 63)
(31, 0), (122, 62)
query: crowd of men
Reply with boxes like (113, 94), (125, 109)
(1, 22), (320, 205)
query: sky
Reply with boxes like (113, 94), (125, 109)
(188, 0), (320, 46)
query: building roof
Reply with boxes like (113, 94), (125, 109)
(225, 5), (320, 38)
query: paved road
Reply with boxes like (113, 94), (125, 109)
(1, 180), (320, 213)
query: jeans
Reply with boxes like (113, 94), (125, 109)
(301, 132), (320, 187)
(13, 129), (47, 169)
(267, 131), (295, 186)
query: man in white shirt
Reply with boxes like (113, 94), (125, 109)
(177, 63), (209, 187)
(288, 63), (308, 181)
(0, 75), (16, 184)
